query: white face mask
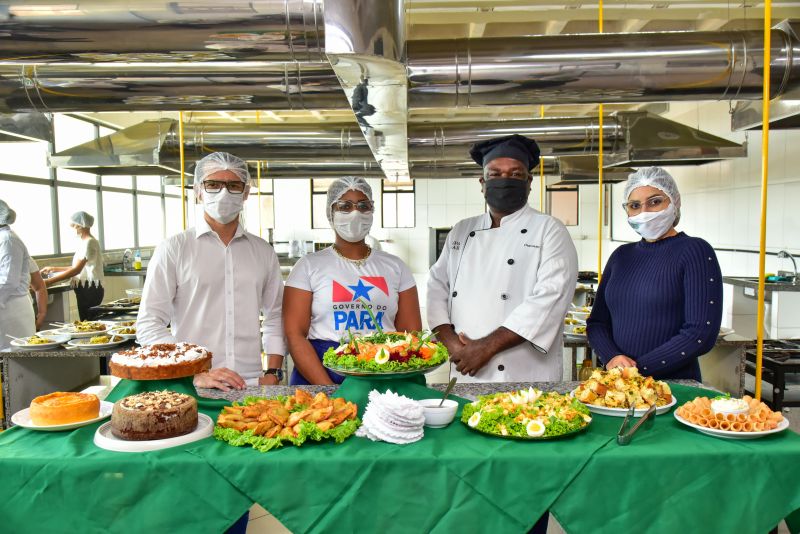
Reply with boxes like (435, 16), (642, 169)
(202, 188), (243, 224)
(627, 203), (676, 240)
(333, 211), (373, 243)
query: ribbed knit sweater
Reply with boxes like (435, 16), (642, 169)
(586, 232), (723, 381)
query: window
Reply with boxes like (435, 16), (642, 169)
(165, 196), (188, 238)
(136, 175), (163, 193)
(58, 187), (98, 253)
(0, 141), (50, 179)
(54, 115), (98, 185)
(547, 186), (579, 226)
(101, 175), (133, 189)
(101, 191), (134, 250)
(244, 178), (275, 236)
(382, 180), (415, 228)
(311, 178), (336, 229)
(0, 182), (54, 255)
(137, 194), (163, 246)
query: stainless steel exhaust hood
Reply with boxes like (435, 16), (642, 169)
(48, 111), (745, 175)
(0, 111), (51, 142)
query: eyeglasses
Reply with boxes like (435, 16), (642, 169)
(332, 200), (374, 213)
(203, 180), (246, 194)
(484, 169), (529, 180)
(622, 195), (668, 215)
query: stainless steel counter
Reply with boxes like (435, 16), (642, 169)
(723, 276), (800, 292)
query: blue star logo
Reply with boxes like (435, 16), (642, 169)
(348, 279), (374, 301)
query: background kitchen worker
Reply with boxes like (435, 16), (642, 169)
(0, 199), (47, 350)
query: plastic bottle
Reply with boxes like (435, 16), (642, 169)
(133, 250), (142, 270)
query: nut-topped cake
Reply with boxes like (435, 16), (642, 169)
(109, 343), (212, 380)
(111, 391), (198, 441)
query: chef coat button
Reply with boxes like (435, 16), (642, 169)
(501, 293), (509, 300)
(507, 258), (515, 265)
(498, 364), (505, 371)
(521, 229), (528, 234)
(452, 291), (458, 297)
(469, 231), (475, 237)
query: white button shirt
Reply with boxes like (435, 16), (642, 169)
(137, 217), (285, 383)
(0, 226), (38, 308)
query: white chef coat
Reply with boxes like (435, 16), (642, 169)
(0, 226), (38, 351)
(427, 205), (578, 382)
(72, 236), (104, 286)
(136, 217), (285, 383)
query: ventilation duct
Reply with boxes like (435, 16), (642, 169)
(0, 1), (326, 63)
(407, 25), (800, 107)
(48, 111), (745, 176)
(731, 21), (800, 131)
(0, 62), (347, 112)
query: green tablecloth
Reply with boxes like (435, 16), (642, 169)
(0, 378), (252, 533)
(0, 380), (798, 534)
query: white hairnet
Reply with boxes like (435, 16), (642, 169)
(193, 151), (250, 200)
(326, 176), (373, 224)
(0, 199), (16, 225)
(623, 167), (681, 226)
(70, 211), (94, 228)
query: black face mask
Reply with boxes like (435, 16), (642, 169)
(484, 178), (529, 213)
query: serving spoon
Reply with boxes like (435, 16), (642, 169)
(439, 377), (457, 406)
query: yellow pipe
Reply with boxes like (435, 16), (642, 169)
(539, 105), (545, 211)
(597, 0), (604, 284)
(755, 1), (772, 401)
(257, 163), (263, 238)
(179, 111), (187, 230)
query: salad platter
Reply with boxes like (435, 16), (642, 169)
(323, 330), (449, 378)
(462, 388), (592, 440)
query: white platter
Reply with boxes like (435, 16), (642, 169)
(55, 327), (110, 339)
(67, 337), (127, 350)
(11, 401), (113, 431)
(108, 328), (137, 341)
(674, 412), (789, 440)
(571, 389), (677, 417)
(93, 413), (214, 452)
(10, 334), (71, 351)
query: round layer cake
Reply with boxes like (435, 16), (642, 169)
(29, 392), (100, 426)
(111, 391), (198, 441)
(109, 343), (212, 380)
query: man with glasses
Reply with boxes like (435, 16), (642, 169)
(427, 134), (578, 383)
(137, 151), (285, 391)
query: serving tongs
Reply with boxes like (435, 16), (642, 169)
(616, 402), (656, 446)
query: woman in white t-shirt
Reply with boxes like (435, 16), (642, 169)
(42, 211), (105, 320)
(283, 177), (422, 385)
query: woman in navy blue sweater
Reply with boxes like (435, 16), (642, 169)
(587, 168), (722, 381)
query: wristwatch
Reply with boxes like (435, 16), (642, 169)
(262, 368), (284, 381)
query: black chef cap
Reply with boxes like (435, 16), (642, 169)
(469, 134), (541, 172)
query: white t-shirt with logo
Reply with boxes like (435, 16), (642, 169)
(286, 247), (416, 342)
